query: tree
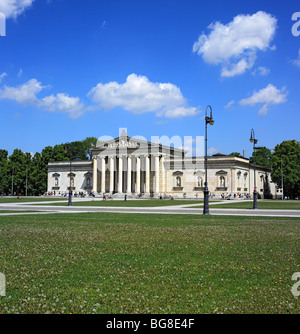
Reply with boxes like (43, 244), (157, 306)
(271, 140), (300, 198)
(7, 149), (31, 195)
(82, 137), (98, 160)
(250, 146), (272, 168)
(0, 150), (8, 194)
(30, 152), (46, 195)
(229, 152), (242, 158)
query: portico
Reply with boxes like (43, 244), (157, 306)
(92, 154), (161, 195)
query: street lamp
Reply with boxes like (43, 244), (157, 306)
(65, 143), (72, 207)
(250, 129), (258, 210)
(203, 105), (215, 215)
(11, 167), (14, 196)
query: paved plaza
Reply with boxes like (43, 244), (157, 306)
(0, 199), (300, 218)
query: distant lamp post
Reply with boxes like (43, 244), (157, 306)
(203, 105), (215, 215)
(65, 143), (72, 207)
(250, 129), (258, 210)
(25, 168), (28, 197)
(281, 157), (284, 201)
(11, 167), (14, 196)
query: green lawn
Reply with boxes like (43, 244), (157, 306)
(0, 211), (42, 214)
(0, 213), (299, 314)
(35, 199), (205, 207)
(0, 197), (67, 204)
(204, 200), (300, 210)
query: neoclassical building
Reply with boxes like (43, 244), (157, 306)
(47, 130), (278, 199)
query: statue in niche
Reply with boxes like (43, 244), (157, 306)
(197, 176), (203, 187)
(86, 177), (91, 187)
(220, 176), (225, 187)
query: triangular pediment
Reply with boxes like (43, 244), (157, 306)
(194, 170), (204, 176)
(91, 130), (187, 158)
(216, 170), (228, 175)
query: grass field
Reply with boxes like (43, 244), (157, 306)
(200, 200), (300, 210)
(0, 197), (67, 204)
(32, 199), (206, 207)
(0, 211), (42, 214)
(0, 212), (299, 314)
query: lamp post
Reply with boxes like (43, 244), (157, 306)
(11, 167), (14, 196)
(250, 129), (258, 210)
(203, 105), (215, 215)
(65, 143), (72, 207)
(281, 157), (284, 201)
(25, 168), (28, 197)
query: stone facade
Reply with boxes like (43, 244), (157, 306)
(47, 131), (278, 199)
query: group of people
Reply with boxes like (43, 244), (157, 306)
(44, 191), (87, 198)
(235, 193), (251, 199)
(219, 193), (251, 200)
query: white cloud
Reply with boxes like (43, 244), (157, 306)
(0, 78), (86, 118)
(0, 74), (199, 119)
(193, 11), (277, 77)
(0, 0), (35, 19)
(239, 84), (288, 116)
(0, 72), (7, 83)
(88, 73), (200, 118)
(17, 68), (23, 77)
(225, 100), (235, 110)
(252, 66), (270, 76)
(291, 49), (300, 68)
(40, 93), (85, 119)
(0, 78), (45, 104)
(208, 147), (222, 156)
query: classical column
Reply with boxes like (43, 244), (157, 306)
(161, 156), (165, 193)
(145, 155), (150, 194)
(118, 156), (123, 193)
(126, 156), (132, 193)
(136, 156), (141, 194)
(101, 157), (106, 193)
(93, 157), (98, 193)
(155, 155), (160, 194)
(109, 157), (114, 193)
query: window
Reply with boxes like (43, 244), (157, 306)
(244, 173), (248, 189)
(260, 176), (264, 191)
(237, 175), (241, 188)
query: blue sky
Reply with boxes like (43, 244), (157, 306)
(0, 0), (299, 157)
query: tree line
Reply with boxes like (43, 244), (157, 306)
(0, 137), (97, 196)
(0, 138), (299, 198)
(229, 140), (300, 199)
